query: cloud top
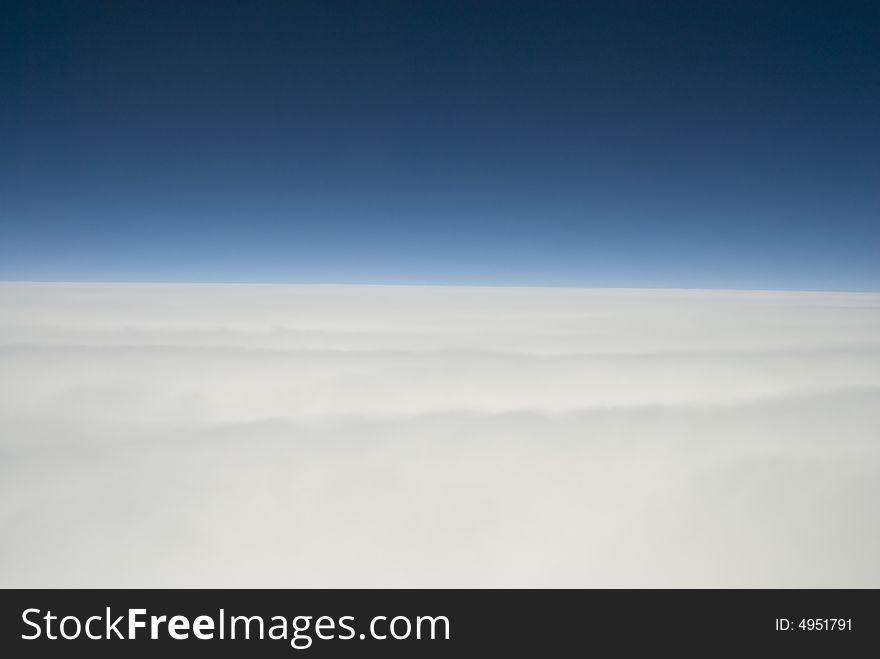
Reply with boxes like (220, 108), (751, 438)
(1, 283), (879, 586)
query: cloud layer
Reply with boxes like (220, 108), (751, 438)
(1, 283), (879, 586)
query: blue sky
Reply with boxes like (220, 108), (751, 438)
(2, 1), (878, 290)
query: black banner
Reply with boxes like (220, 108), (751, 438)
(1, 589), (877, 656)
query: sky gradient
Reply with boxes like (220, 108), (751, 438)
(2, 1), (878, 289)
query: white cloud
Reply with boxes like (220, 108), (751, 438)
(1, 283), (879, 586)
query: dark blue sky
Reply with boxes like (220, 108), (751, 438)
(2, 1), (878, 289)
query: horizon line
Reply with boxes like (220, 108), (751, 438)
(1, 279), (878, 295)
